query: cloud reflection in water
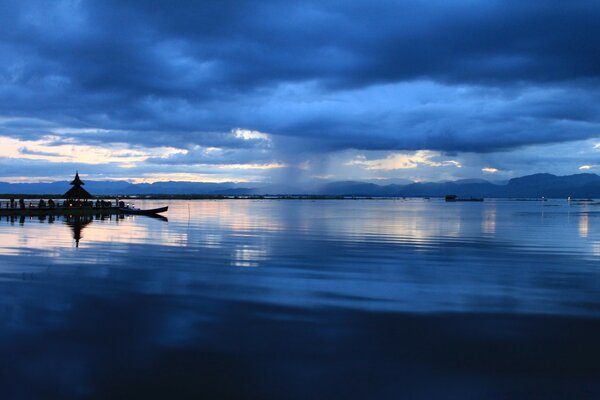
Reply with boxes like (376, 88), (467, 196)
(0, 199), (599, 398)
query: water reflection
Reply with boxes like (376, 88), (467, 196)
(0, 211), (170, 251)
(232, 244), (268, 267)
(579, 212), (589, 237)
(0, 199), (599, 398)
(482, 206), (497, 235)
(64, 215), (94, 247)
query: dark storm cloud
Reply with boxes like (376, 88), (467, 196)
(1, 0), (600, 155)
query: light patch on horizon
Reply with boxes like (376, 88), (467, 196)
(482, 167), (499, 174)
(130, 173), (254, 184)
(313, 174), (335, 180)
(0, 176), (71, 184)
(579, 165), (594, 170)
(346, 151), (462, 171)
(0, 136), (184, 165)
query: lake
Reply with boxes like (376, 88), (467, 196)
(0, 199), (599, 399)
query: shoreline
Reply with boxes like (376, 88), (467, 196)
(0, 194), (595, 201)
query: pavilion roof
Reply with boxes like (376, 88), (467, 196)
(70, 172), (85, 186)
(63, 183), (93, 199)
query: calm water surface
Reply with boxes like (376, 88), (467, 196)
(0, 199), (599, 399)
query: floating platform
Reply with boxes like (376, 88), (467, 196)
(0, 172), (168, 220)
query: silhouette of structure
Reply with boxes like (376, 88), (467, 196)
(65, 215), (94, 247)
(63, 172), (93, 202)
(0, 172), (167, 218)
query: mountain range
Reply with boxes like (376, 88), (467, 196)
(1, 173), (600, 198)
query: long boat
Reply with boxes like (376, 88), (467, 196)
(0, 205), (168, 217)
(118, 206), (169, 215)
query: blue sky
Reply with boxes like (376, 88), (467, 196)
(0, 0), (599, 183)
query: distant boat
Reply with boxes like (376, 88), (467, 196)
(445, 194), (484, 202)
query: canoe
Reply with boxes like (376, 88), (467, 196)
(119, 206), (169, 215)
(0, 205), (168, 217)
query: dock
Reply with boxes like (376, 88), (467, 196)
(0, 172), (168, 218)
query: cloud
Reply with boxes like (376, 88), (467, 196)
(233, 128), (271, 142)
(347, 150), (461, 170)
(0, 1), (600, 181)
(18, 147), (62, 157)
(0, 135), (183, 165)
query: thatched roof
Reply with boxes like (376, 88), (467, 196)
(70, 172), (85, 186)
(64, 172), (93, 199)
(63, 185), (93, 199)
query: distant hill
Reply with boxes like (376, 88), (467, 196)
(504, 173), (600, 198)
(0, 173), (599, 198)
(0, 180), (251, 196)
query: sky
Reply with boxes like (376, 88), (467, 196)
(0, 0), (599, 184)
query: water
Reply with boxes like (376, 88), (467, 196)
(0, 199), (599, 399)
